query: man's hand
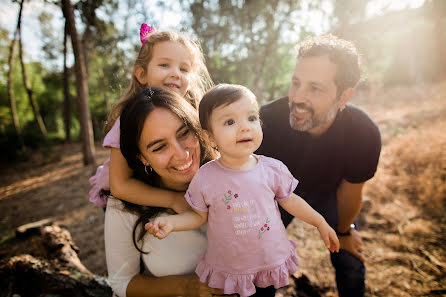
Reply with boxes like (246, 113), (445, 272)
(339, 229), (365, 262)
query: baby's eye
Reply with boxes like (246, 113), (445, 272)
(248, 115), (258, 122)
(224, 119), (235, 126)
(159, 63), (169, 68)
(180, 67), (189, 73)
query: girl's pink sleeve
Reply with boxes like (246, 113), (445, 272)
(270, 159), (299, 202)
(184, 172), (209, 212)
(103, 117), (121, 149)
(88, 117), (121, 208)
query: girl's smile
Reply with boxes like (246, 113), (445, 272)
(136, 41), (192, 97)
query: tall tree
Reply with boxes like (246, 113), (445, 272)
(430, 0), (446, 78)
(17, 0), (48, 138)
(61, 0), (95, 165)
(7, 0), (23, 146)
(63, 20), (71, 142)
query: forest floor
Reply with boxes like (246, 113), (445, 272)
(0, 80), (445, 297)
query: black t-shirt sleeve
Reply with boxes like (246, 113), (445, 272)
(344, 108), (382, 184)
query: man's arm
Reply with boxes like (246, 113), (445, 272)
(337, 179), (364, 232)
(336, 179), (365, 262)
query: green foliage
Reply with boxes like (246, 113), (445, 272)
(1, 0), (445, 163)
(186, 0), (306, 104)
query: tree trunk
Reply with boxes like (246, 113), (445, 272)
(432, 0), (446, 78)
(61, 0), (96, 165)
(17, 0), (48, 138)
(63, 21), (72, 142)
(7, 1), (23, 147)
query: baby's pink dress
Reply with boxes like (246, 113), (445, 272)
(88, 118), (120, 208)
(185, 155), (300, 297)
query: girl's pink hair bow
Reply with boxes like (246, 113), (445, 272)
(140, 23), (157, 45)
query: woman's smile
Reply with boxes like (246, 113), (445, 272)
(138, 107), (201, 191)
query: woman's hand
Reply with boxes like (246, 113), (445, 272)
(317, 219), (340, 253)
(186, 274), (236, 297)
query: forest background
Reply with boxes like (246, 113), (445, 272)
(0, 0), (445, 296)
(0, 0), (444, 163)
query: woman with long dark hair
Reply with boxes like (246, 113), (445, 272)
(104, 87), (221, 297)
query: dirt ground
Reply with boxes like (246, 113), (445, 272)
(1, 81), (445, 296)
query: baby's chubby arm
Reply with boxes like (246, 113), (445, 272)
(145, 209), (208, 239)
(279, 193), (340, 253)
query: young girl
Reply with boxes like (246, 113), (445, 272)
(145, 84), (340, 297)
(89, 24), (213, 211)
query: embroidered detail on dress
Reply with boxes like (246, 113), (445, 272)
(222, 190), (237, 209)
(258, 217), (271, 239)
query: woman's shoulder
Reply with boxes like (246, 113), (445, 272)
(105, 197), (139, 226)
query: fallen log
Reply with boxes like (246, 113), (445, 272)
(1, 219), (326, 297)
(0, 220), (111, 297)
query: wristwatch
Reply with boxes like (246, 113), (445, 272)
(336, 223), (356, 236)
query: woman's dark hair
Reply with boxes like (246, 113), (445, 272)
(199, 84), (257, 131)
(118, 87), (216, 253)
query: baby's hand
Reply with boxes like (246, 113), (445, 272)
(317, 220), (340, 253)
(145, 217), (174, 239)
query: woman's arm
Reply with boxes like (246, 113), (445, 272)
(109, 147), (190, 213)
(279, 193), (340, 252)
(127, 273), (230, 297)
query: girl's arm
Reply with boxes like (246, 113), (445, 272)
(145, 209), (207, 239)
(109, 147), (190, 213)
(279, 193), (340, 252)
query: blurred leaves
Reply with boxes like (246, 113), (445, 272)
(0, 0), (445, 161)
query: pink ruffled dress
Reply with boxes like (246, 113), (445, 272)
(88, 118), (121, 208)
(185, 155), (300, 297)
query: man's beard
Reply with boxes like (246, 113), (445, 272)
(289, 102), (338, 132)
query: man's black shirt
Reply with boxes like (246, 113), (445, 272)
(257, 97), (381, 227)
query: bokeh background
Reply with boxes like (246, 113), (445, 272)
(0, 1), (445, 296)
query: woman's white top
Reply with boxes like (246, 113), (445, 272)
(104, 197), (207, 297)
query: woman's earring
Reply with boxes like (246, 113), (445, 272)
(144, 165), (153, 176)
